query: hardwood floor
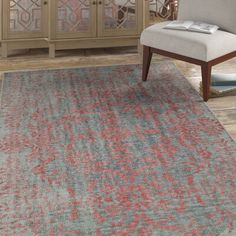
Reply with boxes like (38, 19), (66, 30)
(0, 47), (236, 140)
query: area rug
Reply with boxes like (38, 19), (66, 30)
(0, 63), (236, 235)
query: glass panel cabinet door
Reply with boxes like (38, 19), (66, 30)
(149, 0), (178, 23)
(53, 0), (96, 39)
(3, 0), (47, 39)
(98, 0), (143, 37)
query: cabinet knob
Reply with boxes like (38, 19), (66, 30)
(98, 1), (102, 4)
(43, 1), (47, 5)
(92, 1), (96, 5)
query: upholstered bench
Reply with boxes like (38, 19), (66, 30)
(140, 0), (236, 102)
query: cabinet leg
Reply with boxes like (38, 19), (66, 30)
(49, 43), (55, 58)
(1, 43), (8, 58)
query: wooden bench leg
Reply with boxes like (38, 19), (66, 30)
(142, 46), (153, 81)
(201, 62), (212, 102)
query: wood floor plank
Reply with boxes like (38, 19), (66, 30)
(207, 96), (236, 110)
(223, 124), (236, 140)
(212, 109), (236, 125)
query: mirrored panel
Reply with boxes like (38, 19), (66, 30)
(9, 0), (42, 32)
(104, 0), (137, 30)
(57, 0), (91, 33)
(149, 0), (178, 24)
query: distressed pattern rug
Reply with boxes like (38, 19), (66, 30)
(0, 63), (236, 235)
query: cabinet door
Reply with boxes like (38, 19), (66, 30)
(98, 0), (143, 37)
(2, 0), (47, 39)
(51, 0), (96, 39)
(149, 0), (178, 23)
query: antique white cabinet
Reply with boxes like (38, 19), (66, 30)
(0, 0), (48, 57)
(0, 0), (150, 57)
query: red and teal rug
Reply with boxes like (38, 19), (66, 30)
(0, 63), (236, 235)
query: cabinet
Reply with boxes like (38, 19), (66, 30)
(0, 0), (149, 57)
(1, 0), (48, 57)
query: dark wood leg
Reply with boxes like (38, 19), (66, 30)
(201, 63), (212, 102)
(142, 46), (153, 81)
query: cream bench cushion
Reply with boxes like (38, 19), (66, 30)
(140, 21), (236, 62)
